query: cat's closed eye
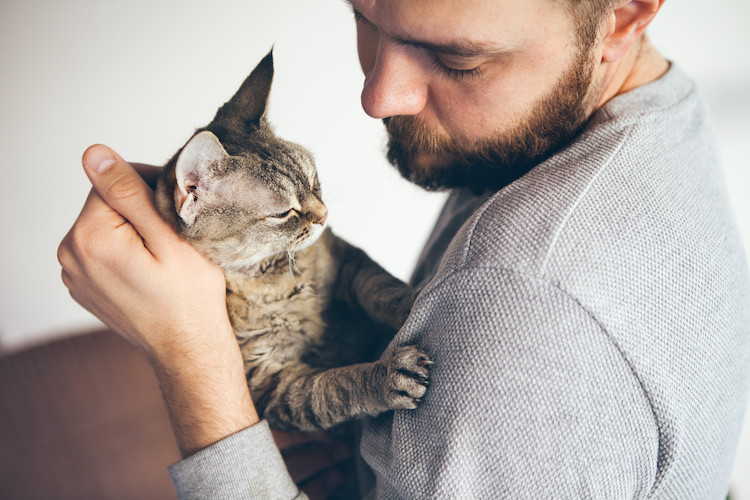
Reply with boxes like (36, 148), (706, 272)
(270, 209), (297, 220)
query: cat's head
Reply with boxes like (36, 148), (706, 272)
(157, 50), (328, 272)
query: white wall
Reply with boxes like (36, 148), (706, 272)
(1, 0), (748, 494)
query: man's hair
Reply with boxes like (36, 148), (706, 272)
(564, 0), (620, 51)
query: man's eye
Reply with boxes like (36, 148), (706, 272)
(432, 56), (482, 81)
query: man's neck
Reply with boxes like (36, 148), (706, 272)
(596, 35), (670, 109)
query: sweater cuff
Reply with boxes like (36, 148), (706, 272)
(168, 420), (302, 499)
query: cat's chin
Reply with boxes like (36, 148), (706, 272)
(218, 250), (281, 274)
(204, 238), (287, 274)
(291, 224), (326, 254)
(213, 225), (326, 274)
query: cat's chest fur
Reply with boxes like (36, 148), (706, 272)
(225, 229), (338, 369)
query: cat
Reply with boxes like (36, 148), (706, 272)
(155, 51), (431, 432)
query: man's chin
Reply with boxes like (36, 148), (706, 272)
(387, 145), (468, 192)
(387, 139), (548, 194)
(410, 150), (458, 171)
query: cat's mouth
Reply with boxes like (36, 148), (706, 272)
(291, 223), (326, 253)
(290, 224), (325, 251)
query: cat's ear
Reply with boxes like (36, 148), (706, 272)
(174, 130), (229, 225)
(211, 49), (274, 132)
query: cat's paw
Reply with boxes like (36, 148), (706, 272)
(383, 345), (432, 410)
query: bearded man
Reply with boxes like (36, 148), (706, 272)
(58, 0), (750, 497)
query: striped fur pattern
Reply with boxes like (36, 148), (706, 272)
(155, 51), (431, 431)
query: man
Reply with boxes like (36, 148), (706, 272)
(58, 0), (750, 497)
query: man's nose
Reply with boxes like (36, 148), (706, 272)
(360, 41), (428, 120)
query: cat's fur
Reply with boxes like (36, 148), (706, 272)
(155, 51), (431, 431)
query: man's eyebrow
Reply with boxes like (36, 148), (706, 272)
(344, 1), (506, 59)
(399, 37), (507, 59)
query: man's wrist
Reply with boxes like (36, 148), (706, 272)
(150, 323), (260, 457)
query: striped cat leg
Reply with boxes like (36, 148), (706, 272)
(260, 345), (431, 431)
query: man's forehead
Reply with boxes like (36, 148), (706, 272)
(345, 0), (546, 21)
(345, 0), (568, 56)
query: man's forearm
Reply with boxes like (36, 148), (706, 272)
(150, 321), (259, 457)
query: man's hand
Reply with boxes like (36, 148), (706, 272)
(58, 145), (258, 456)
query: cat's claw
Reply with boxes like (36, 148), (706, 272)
(383, 345), (432, 410)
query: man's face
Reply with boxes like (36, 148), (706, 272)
(350, 0), (603, 191)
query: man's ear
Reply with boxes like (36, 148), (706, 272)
(601, 0), (665, 63)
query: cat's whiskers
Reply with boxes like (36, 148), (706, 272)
(288, 250), (302, 275)
(286, 249), (319, 297)
(287, 249), (303, 290)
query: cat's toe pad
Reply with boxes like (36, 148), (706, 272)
(384, 345), (432, 410)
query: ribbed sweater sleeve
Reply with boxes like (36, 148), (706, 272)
(168, 420), (306, 499)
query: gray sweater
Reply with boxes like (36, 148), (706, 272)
(169, 65), (750, 499)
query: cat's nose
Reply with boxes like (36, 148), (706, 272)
(313, 208), (328, 226)
(304, 198), (328, 226)
(306, 207), (328, 226)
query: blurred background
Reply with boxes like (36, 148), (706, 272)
(0, 0), (748, 496)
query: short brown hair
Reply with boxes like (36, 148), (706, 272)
(563, 0), (619, 51)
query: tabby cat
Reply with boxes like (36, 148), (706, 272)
(155, 51), (431, 431)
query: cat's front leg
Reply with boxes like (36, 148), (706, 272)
(261, 345), (432, 431)
(331, 237), (419, 330)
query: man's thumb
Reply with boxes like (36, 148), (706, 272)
(82, 144), (172, 250)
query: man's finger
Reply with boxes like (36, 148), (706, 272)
(62, 189), (148, 265)
(81, 144), (176, 254)
(131, 162), (162, 189)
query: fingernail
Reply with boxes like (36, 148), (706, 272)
(85, 145), (116, 173)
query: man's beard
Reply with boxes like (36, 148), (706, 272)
(384, 47), (599, 193)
